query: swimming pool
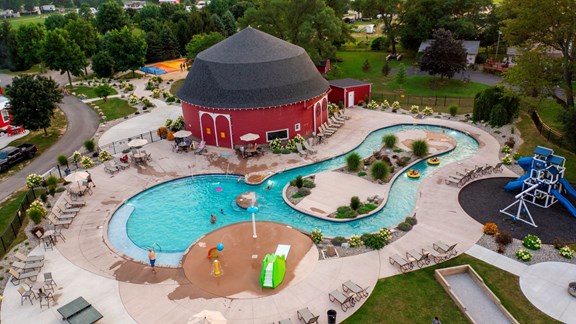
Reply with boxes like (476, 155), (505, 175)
(108, 124), (478, 265)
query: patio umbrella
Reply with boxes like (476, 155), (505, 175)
(240, 133), (260, 142)
(64, 171), (89, 183)
(173, 130), (192, 138)
(127, 139), (148, 148)
(189, 310), (227, 324)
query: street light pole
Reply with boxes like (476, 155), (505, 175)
(247, 205), (259, 239)
(495, 31), (502, 60)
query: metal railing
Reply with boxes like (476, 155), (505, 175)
(98, 130), (162, 155)
(375, 93), (474, 109)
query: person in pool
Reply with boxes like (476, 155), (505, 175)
(220, 208), (224, 214)
(210, 214), (217, 224)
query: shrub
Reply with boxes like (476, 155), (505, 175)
(559, 246), (574, 259)
(362, 59), (371, 72)
(83, 139), (95, 152)
(297, 187), (311, 197)
(370, 161), (389, 181)
(410, 105), (419, 113)
(448, 104), (459, 116)
(269, 138), (282, 151)
(522, 234), (542, 250)
(502, 154), (512, 165)
(350, 196), (361, 210)
(157, 126), (168, 138)
(331, 236), (346, 246)
(346, 153), (362, 172)
(166, 96), (176, 103)
(397, 222), (412, 231)
(383, 134), (397, 148)
(302, 179), (316, 188)
(505, 137), (516, 148)
(422, 106), (434, 116)
(379, 228), (392, 243)
(272, 149), (281, 154)
(348, 235), (362, 248)
(336, 206), (357, 218)
(357, 203), (377, 215)
(166, 131), (175, 141)
(281, 149), (292, 154)
(39, 192), (47, 203)
(553, 238), (566, 250)
(295, 175), (304, 188)
(26, 199), (46, 224)
(405, 216), (417, 225)
(473, 86), (520, 126)
(26, 174), (44, 189)
(363, 233), (387, 250)
(513, 152), (521, 160)
(310, 228), (323, 244)
(501, 145), (512, 154)
(411, 139), (429, 157)
(358, 171), (367, 177)
(81, 156), (95, 169)
(483, 222), (498, 236)
(48, 186), (56, 196)
(57, 155), (68, 166)
(45, 175), (58, 187)
(495, 231), (513, 246)
(515, 248), (532, 262)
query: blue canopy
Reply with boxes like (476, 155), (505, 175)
(138, 66), (166, 75)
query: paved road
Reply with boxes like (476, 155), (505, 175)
(0, 95), (99, 202)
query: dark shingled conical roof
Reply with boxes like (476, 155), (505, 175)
(177, 27), (329, 108)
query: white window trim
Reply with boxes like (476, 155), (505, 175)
(294, 123), (301, 132)
(1, 110), (9, 123)
(266, 128), (289, 142)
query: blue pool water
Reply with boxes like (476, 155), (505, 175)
(108, 124), (478, 265)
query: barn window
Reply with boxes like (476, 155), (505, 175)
(294, 123), (301, 131)
(1, 110), (8, 123)
(266, 129), (289, 141)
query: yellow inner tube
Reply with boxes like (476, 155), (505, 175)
(407, 170), (420, 178)
(427, 158), (440, 165)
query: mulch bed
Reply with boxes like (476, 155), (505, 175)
(459, 177), (576, 244)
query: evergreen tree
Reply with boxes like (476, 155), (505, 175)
(211, 14), (226, 36)
(395, 63), (406, 86)
(158, 27), (180, 61)
(221, 10), (236, 36)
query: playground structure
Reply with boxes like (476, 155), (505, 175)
(260, 245), (290, 289)
(502, 146), (576, 227)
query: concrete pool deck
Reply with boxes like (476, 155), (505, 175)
(2, 108), (572, 323)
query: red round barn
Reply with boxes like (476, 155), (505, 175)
(177, 27), (330, 148)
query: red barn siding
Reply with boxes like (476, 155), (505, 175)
(328, 87), (345, 106)
(328, 84), (371, 107)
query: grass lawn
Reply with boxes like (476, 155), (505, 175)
(170, 79), (185, 96)
(66, 85), (118, 99)
(525, 98), (565, 133)
(344, 254), (560, 324)
(0, 64), (43, 75)
(515, 111), (576, 182)
(4, 15), (48, 29)
(0, 190), (28, 238)
(94, 98), (136, 121)
(386, 76), (490, 97)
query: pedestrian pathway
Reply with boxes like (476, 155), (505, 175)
(0, 130), (29, 149)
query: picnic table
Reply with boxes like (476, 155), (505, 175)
(57, 297), (103, 324)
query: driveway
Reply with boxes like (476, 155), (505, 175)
(0, 94), (99, 202)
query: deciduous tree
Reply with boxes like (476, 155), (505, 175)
(15, 23), (45, 69)
(419, 29), (467, 79)
(42, 29), (86, 89)
(103, 26), (147, 76)
(5, 75), (63, 136)
(185, 32), (224, 61)
(95, 0), (130, 33)
(91, 50), (115, 78)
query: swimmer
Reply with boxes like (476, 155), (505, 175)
(237, 177), (242, 183)
(210, 214), (216, 224)
(220, 208), (224, 214)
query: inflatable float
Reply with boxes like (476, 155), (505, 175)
(427, 157), (440, 165)
(407, 169), (421, 178)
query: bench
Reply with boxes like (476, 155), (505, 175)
(57, 297), (103, 324)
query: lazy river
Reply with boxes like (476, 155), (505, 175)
(108, 124), (479, 265)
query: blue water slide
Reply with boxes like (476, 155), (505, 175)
(560, 178), (576, 198)
(504, 173), (529, 192)
(517, 157), (533, 171)
(551, 190), (576, 217)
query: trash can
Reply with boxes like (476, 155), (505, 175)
(327, 309), (337, 324)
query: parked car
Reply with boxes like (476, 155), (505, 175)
(0, 144), (38, 173)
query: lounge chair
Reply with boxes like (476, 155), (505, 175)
(433, 241), (458, 256)
(493, 162), (503, 173)
(295, 143), (308, 157)
(57, 297), (103, 324)
(10, 268), (39, 285)
(64, 196), (85, 208)
(444, 177), (465, 188)
(328, 289), (355, 312)
(52, 210), (75, 221)
(12, 260), (43, 272)
(320, 124), (336, 136)
(483, 163), (494, 174)
(113, 157), (129, 169)
(342, 280), (369, 301)
(18, 286), (35, 305)
(330, 116), (344, 127)
(297, 307), (319, 324)
(104, 161), (120, 174)
(336, 110), (351, 120)
(303, 139), (317, 153)
(472, 166), (485, 178)
(56, 203), (80, 215)
(279, 319), (292, 324)
(389, 253), (413, 273)
(333, 111), (346, 122)
(406, 249), (430, 268)
(194, 140), (206, 154)
(322, 122), (338, 132)
(47, 214), (73, 228)
(15, 252), (44, 263)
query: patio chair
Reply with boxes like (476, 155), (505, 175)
(389, 253), (413, 273)
(444, 177), (466, 188)
(12, 260), (43, 272)
(297, 307), (319, 324)
(64, 196), (85, 208)
(303, 139), (317, 153)
(328, 289), (355, 312)
(24, 278), (39, 297)
(47, 214), (73, 229)
(336, 110), (351, 120)
(57, 296), (103, 324)
(279, 319), (292, 324)
(483, 163), (494, 174)
(10, 268), (39, 285)
(433, 241), (458, 257)
(329, 116), (344, 127)
(44, 272), (57, 290)
(35, 230), (53, 251)
(342, 280), (369, 301)
(56, 203), (80, 215)
(194, 140), (206, 154)
(18, 286), (35, 305)
(52, 226), (66, 242)
(113, 157), (130, 169)
(472, 165), (485, 178)
(38, 288), (55, 309)
(406, 249), (430, 268)
(141, 150), (152, 161)
(493, 162), (503, 173)
(104, 161), (120, 174)
(295, 143), (308, 157)
(15, 252), (44, 263)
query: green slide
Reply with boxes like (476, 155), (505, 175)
(260, 254), (286, 288)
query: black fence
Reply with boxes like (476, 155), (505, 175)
(530, 110), (575, 151)
(375, 94), (475, 109)
(0, 189), (39, 256)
